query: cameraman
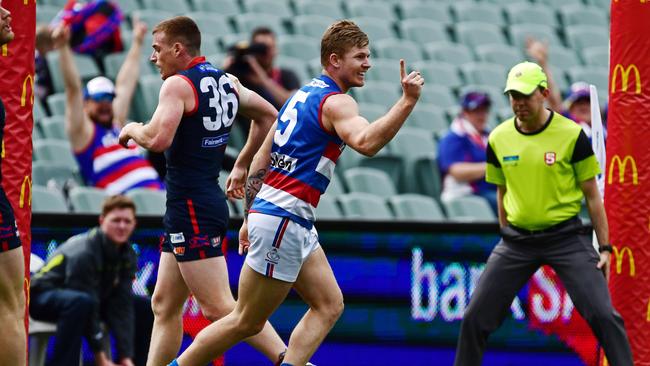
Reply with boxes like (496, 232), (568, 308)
(225, 27), (300, 109)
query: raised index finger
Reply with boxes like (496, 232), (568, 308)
(400, 59), (406, 80)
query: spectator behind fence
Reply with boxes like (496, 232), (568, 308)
(50, 21), (164, 194)
(438, 91), (497, 214)
(225, 26), (300, 110)
(526, 38), (600, 139)
(30, 195), (153, 366)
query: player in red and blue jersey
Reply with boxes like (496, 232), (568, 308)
(170, 20), (424, 366)
(0, 3), (25, 365)
(118, 16), (287, 366)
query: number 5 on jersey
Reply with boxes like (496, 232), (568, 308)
(274, 90), (309, 147)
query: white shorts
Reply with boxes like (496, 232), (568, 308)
(245, 213), (320, 282)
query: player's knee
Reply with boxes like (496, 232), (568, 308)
(234, 317), (266, 338)
(316, 294), (344, 325)
(151, 293), (183, 320)
(202, 304), (235, 322)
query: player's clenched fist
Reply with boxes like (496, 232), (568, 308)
(399, 59), (424, 101)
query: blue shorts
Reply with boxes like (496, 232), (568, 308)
(0, 189), (20, 252)
(161, 196), (228, 262)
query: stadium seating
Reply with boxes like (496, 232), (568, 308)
(32, 161), (79, 189)
(456, 22), (508, 48)
(232, 13), (288, 35)
(398, 19), (451, 45)
(451, 2), (504, 25)
(141, 0), (192, 14)
(278, 35), (320, 61)
(388, 194), (445, 221)
(126, 189), (167, 215)
(424, 42), (474, 65)
(33, 139), (78, 171)
(374, 38), (424, 62)
(242, 0), (293, 17)
(504, 3), (558, 28)
(32, 185), (69, 214)
(292, 0), (344, 19)
(337, 192), (393, 220)
(44, 93), (66, 119)
(581, 46), (609, 67)
(344, 167), (397, 199)
(315, 195), (344, 220)
(193, 0), (240, 15)
(559, 5), (609, 28)
(292, 15), (335, 39)
(412, 61), (462, 90)
(68, 187), (108, 214)
(187, 12), (234, 38)
(46, 53), (101, 94)
(475, 44), (524, 68)
(346, 2), (396, 20)
(349, 17), (397, 41)
(397, 2), (453, 24)
(443, 196), (496, 222)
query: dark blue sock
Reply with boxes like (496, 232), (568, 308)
(168, 360), (179, 366)
(280, 363), (294, 366)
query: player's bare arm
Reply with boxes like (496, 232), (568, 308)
(225, 74), (278, 199)
(118, 75), (191, 151)
(113, 19), (147, 127)
(580, 177), (611, 280)
(52, 24), (93, 151)
(323, 59), (424, 156)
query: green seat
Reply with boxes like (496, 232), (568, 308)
(278, 35), (320, 62)
(346, 2), (395, 20)
(358, 103), (388, 122)
(349, 17), (396, 42)
(218, 33), (250, 52)
(36, 5), (60, 24)
(291, 15), (334, 39)
(413, 156), (442, 202)
(134, 75), (163, 122)
(275, 56), (309, 85)
(451, 2), (504, 25)
(353, 81), (400, 105)
(32, 161), (79, 188)
(542, 46), (583, 72)
(458, 84), (510, 111)
(293, 0), (344, 19)
(390, 127), (437, 192)
(581, 46), (609, 67)
(388, 194), (445, 221)
(131, 9), (174, 29)
(141, 0), (192, 14)
(126, 188), (167, 215)
(357, 154), (404, 190)
(117, 0), (141, 16)
(33, 98), (47, 124)
(398, 19), (450, 45)
(46, 93), (66, 117)
(187, 12), (234, 38)
(460, 62), (507, 88)
(194, 0), (241, 16)
(228, 198), (244, 218)
(365, 59), (399, 83)
(242, 0), (293, 17)
(337, 192), (393, 220)
(424, 42), (474, 65)
(336, 147), (362, 174)
(560, 5), (608, 28)
(374, 38), (424, 62)
(412, 61), (462, 90)
(504, 3), (558, 28)
(443, 195), (496, 222)
(567, 66), (609, 105)
(343, 167), (397, 198)
(68, 187), (108, 214)
(32, 185), (69, 214)
(565, 25), (609, 52)
(398, 2), (453, 24)
(104, 52), (155, 80)
(475, 44), (523, 68)
(584, 0), (610, 10)
(315, 195), (344, 220)
(456, 22), (508, 48)
(536, 0), (572, 7)
(33, 139), (78, 171)
(418, 85), (456, 109)
(407, 104), (449, 136)
(40, 115), (66, 140)
(206, 53), (227, 69)
(509, 23), (565, 49)
(325, 173), (347, 196)
(232, 13), (287, 35)
(47, 53), (100, 94)
(200, 34), (221, 56)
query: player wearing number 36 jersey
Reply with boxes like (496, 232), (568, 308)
(170, 20), (425, 366)
(118, 16), (289, 366)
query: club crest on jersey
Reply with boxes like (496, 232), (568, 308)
(270, 152), (298, 173)
(545, 152), (556, 166)
(265, 248), (280, 265)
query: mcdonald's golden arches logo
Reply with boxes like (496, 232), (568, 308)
(611, 64), (642, 94)
(608, 155), (638, 185)
(612, 246), (635, 277)
(1, 44), (6, 57)
(21, 74), (34, 107)
(19, 175), (31, 208)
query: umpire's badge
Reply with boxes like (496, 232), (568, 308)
(544, 152), (556, 166)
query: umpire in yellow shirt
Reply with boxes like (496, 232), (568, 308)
(453, 62), (633, 366)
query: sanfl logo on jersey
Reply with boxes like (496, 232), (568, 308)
(545, 152), (556, 166)
(307, 79), (329, 88)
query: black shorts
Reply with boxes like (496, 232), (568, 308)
(160, 231), (224, 262)
(0, 188), (20, 252)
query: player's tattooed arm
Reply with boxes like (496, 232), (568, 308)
(244, 168), (268, 219)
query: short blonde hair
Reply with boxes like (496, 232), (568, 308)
(320, 20), (368, 68)
(152, 16), (201, 56)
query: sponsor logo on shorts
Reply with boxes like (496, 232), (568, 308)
(211, 236), (221, 247)
(270, 152), (298, 173)
(189, 235), (210, 249)
(265, 248), (280, 265)
(202, 134), (229, 148)
(173, 246), (185, 256)
(170, 232), (185, 243)
(545, 152), (556, 166)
